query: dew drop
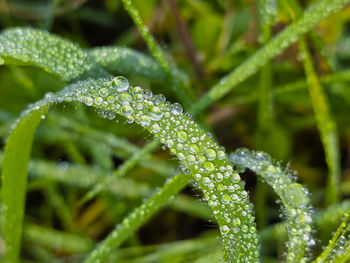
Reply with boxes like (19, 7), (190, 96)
(95, 97), (103, 105)
(232, 217), (241, 227)
(170, 102), (183, 115)
(154, 94), (166, 105)
(205, 148), (216, 161)
(204, 161), (215, 172)
(118, 92), (132, 105)
(85, 97), (93, 106)
(149, 106), (163, 121)
(202, 177), (211, 185)
(221, 225), (230, 234)
(177, 131), (188, 142)
(187, 154), (196, 164)
(139, 115), (151, 127)
(99, 87), (109, 97)
(143, 89), (153, 99)
(112, 76), (129, 92)
(121, 104), (133, 116)
(151, 123), (161, 133)
(222, 194), (231, 204)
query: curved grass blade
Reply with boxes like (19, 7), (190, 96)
(0, 27), (108, 81)
(3, 77), (259, 262)
(229, 149), (314, 262)
(191, 0), (350, 114)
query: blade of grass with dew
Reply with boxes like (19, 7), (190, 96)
(190, 0), (350, 114)
(229, 149), (314, 262)
(4, 77), (259, 262)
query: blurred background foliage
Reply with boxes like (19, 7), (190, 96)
(0, 0), (350, 262)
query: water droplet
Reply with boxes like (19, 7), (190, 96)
(99, 87), (108, 97)
(107, 95), (115, 103)
(131, 86), (141, 94)
(118, 92), (132, 105)
(232, 217), (241, 227)
(202, 177), (211, 185)
(112, 76), (129, 92)
(143, 89), (153, 99)
(139, 115), (151, 127)
(217, 150), (225, 160)
(170, 102), (183, 115)
(205, 148), (216, 161)
(95, 97), (103, 105)
(222, 194), (231, 204)
(221, 225), (230, 234)
(177, 131), (188, 142)
(154, 94), (166, 105)
(121, 104), (133, 116)
(187, 155), (196, 164)
(149, 106), (163, 121)
(85, 97), (93, 106)
(204, 161), (215, 172)
(216, 173), (223, 182)
(231, 173), (240, 183)
(151, 123), (161, 133)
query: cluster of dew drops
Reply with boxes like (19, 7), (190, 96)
(41, 76), (259, 262)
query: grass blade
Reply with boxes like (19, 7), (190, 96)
(1, 106), (48, 263)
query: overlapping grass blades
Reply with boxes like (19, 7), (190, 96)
(229, 149), (314, 262)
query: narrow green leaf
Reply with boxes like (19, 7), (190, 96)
(1, 106), (48, 263)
